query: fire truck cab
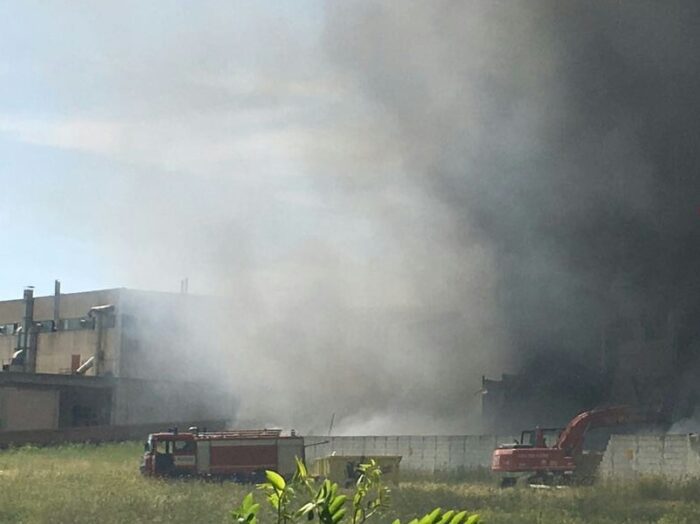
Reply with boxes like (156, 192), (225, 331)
(141, 428), (304, 481)
(141, 431), (197, 477)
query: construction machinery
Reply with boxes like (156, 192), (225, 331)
(140, 427), (304, 480)
(491, 406), (662, 486)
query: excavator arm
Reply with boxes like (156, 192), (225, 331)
(555, 405), (659, 455)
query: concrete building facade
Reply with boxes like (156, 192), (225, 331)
(0, 285), (235, 432)
(480, 304), (699, 434)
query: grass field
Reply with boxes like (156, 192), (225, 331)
(1, 442), (700, 523)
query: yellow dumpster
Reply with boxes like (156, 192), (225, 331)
(310, 455), (401, 486)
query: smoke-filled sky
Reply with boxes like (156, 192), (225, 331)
(2, 1), (699, 433)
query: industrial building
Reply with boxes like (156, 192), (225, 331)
(0, 283), (235, 432)
(481, 305), (700, 434)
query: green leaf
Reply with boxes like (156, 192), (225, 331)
(295, 456), (308, 479)
(353, 491), (362, 506)
(437, 510), (455, 524)
(265, 470), (286, 492)
(331, 508), (347, 523)
(322, 479), (332, 498)
(329, 495), (347, 514)
(419, 509), (442, 524)
(266, 492), (280, 510)
(465, 515), (481, 524)
(298, 502), (316, 515)
(449, 511), (468, 524)
(242, 493), (254, 510)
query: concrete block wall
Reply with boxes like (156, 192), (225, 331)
(599, 434), (700, 479)
(0, 386), (59, 431)
(305, 433), (700, 478)
(304, 435), (512, 472)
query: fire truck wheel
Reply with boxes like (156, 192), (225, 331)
(500, 477), (517, 488)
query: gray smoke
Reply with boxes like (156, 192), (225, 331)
(7, 1), (700, 434)
(5, 1), (506, 434)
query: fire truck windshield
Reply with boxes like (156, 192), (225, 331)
(173, 440), (195, 452)
(145, 437), (173, 455)
(155, 441), (171, 454)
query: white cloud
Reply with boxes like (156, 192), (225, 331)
(0, 116), (122, 155)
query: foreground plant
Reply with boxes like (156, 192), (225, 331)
(231, 458), (480, 524)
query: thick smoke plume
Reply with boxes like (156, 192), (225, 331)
(5, 1), (700, 433)
(327, 0), (700, 348)
(320, 1), (700, 429)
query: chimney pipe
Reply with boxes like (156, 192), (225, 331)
(88, 304), (114, 376)
(23, 287), (34, 325)
(20, 287), (36, 372)
(53, 280), (61, 330)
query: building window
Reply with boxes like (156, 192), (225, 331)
(61, 317), (96, 331)
(0, 314), (117, 335)
(35, 321), (56, 333)
(0, 323), (17, 336)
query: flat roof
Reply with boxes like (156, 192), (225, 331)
(0, 371), (115, 389)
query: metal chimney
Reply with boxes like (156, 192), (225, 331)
(17, 287), (37, 372)
(88, 304), (114, 376)
(53, 280), (61, 330)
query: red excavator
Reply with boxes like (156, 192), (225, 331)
(491, 406), (662, 486)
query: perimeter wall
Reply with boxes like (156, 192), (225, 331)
(304, 435), (513, 472)
(599, 434), (700, 479)
(305, 433), (700, 478)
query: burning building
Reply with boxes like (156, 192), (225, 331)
(0, 282), (235, 432)
(482, 301), (700, 434)
(321, 2), (700, 435)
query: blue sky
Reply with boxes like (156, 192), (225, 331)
(0, 1), (363, 300)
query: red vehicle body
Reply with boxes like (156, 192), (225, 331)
(492, 406), (659, 485)
(140, 428), (304, 481)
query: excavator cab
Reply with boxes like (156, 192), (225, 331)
(520, 427), (563, 448)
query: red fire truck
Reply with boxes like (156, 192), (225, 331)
(140, 428), (305, 480)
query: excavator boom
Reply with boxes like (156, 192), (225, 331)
(555, 405), (647, 455)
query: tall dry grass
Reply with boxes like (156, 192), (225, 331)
(1, 442), (700, 523)
(0, 442), (250, 523)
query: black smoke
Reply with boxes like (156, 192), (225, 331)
(323, 1), (700, 428)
